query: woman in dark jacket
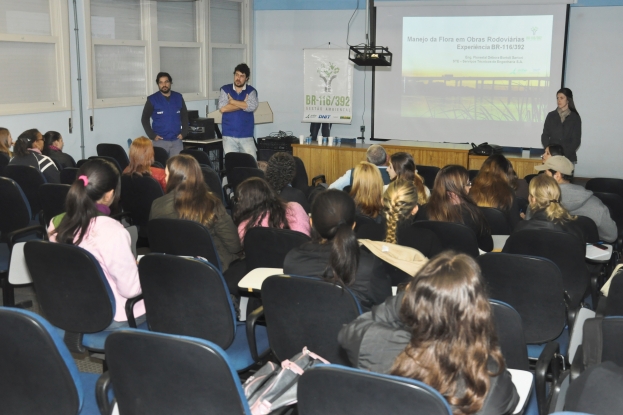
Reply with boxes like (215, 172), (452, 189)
(283, 189), (392, 311)
(513, 173), (584, 242)
(42, 130), (76, 170)
(541, 88), (581, 162)
(9, 129), (60, 183)
(338, 252), (519, 415)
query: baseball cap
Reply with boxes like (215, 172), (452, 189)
(534, 155), (574, 175)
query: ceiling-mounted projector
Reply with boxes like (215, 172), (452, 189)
(349, 45), (392, 67)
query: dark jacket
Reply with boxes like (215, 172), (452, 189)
(514, 210), (585, 243)
(46, 149), (76, 170)
(355, 219), (443, 259)
(338, 293), (519, 415)
(416, 204), (494, 252)
(283, 242), (392, 312)
(9, 150), (60, 183)
(541, 110), (581, 162)
(149, 191), (242, 271)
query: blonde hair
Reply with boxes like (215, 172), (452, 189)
(529, 174), (576, 224)
(350, 161), (384, 218)
(383, 180), (418, 244)
(0, 128), (11, 157)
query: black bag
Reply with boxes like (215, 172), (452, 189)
(469, 142), (503, 156)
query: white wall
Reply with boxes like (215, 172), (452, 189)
(565, 6), (623, 178)
(254, 9), (373, 140)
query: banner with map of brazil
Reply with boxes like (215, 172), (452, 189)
(303, 49), (353, 124)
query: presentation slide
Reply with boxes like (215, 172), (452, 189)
(375, 5), (567, 148)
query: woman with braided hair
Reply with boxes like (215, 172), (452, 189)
(48, 158), (145, 328)
(283, 189), (392, 311)
(386, 152), (429, 203)
(513, 174), (584, 242)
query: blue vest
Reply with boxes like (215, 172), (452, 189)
(148, 91), (183, 141)
(221, 84), (256, 138)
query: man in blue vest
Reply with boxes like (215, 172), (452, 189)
(141, 72), (189, 156)
(218, 63), (258, 159)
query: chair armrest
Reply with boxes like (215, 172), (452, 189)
(7, 225), (46, 247)
(535, 341), (561, 415)
(125, 294), (144, 328)
(96, 371), (114, 415)
(570, 344), (585, 382)
(311, 175), (326, 186)
(246, 305), (264, 362)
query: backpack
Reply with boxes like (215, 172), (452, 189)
(243, 347), (329, 415)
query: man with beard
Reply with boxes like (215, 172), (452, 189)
(141, 72), (189, 156)
(218, 63), (258, 159)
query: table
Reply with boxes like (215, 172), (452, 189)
(238, 268), (284, 293)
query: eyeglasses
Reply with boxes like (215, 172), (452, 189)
(466, 181), (472, 187)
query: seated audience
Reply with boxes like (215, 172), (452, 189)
(386, 152), (430, 203)
(123, 136), (166, 191)
(329, 144), (390, 189)
(469, 154), (523, 227)
(417, 165), (493, 252)
(283, 189), (392, 311)
(234, 177), (310, 243)
(350, 161), (384, 224)
(542, 144), (564, 162)
(0, 127), (13, 157)
(338, 252), (519, 415)
(531, 155), (617, 242)
(150, 154), (241, 271)
(48, 159), (144, 328)
(514, 173), (584, 242)
(265, 151), (310, 212)
(9, 129), (60, 183)
(357, 180), (442, 259)
(42, 130), (76, 170)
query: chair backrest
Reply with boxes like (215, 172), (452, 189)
(201, 165), (225, 205)
(120, 174), (164, 229)
(524, 173), (538, 184)
(480, 207), (512, 235)
(489, 300), (530, 371)
(244, 227), (311, 270)
(468, 169), (479, 181)
(105, 330), (251, 415)
(97, 143), (130, 171)
(88, 155), (123, 174)
(229, 167), (264, 191)
(502, 229), (589, 307)
(138, 254), (235, 349)
(478, 253), (566, 344)
(153, 146), (169, 167)
(148, 218), (222, 271)
(225, 152), (257, 180)
(180, 148), (213, 169)
(412, 220), (480, 257)
(24, 240), (115, 334)
(586, 178), (623, 199)
(76, 159), (88, 168)
(297, 365), (453, 415)
(0, 308), (86, 415)
(416, 165), (440, 189)
(4, 164), (46, 217)
(598, 317), (623, 367)
(0, 177), (32, 236)
(0, 151), (9, 175)
(39, 184), (70, 226)
(593, 192), (623, 230)
(60, 167), (79, 185)
(292, 156), (310, 195)
(262, 275), (361, 364)
(574, 215), (600, 243)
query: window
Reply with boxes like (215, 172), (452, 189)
(86, 0), (252, 108)
(0, 0), (71, 115)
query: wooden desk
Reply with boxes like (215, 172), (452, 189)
(292, 140), (471, 185)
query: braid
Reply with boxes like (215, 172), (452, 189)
(383, 180), (419, 244)
(385, 203), (402, 244)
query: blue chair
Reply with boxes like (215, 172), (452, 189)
(96, 329), (252, 415)
(0, 177), (45, 306)
(23, 240), (145, 353)
(297, 364), (452, 415)
(3, 164), (47, 219)
(0, 307), (99, 415)
(134, 254), (269, 371)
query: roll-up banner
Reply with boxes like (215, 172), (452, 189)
(303, 49), (354, 124)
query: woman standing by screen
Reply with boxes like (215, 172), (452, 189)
(541, 88), (581, 163)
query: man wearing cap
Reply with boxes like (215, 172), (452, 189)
(532, 156), (617, 242)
